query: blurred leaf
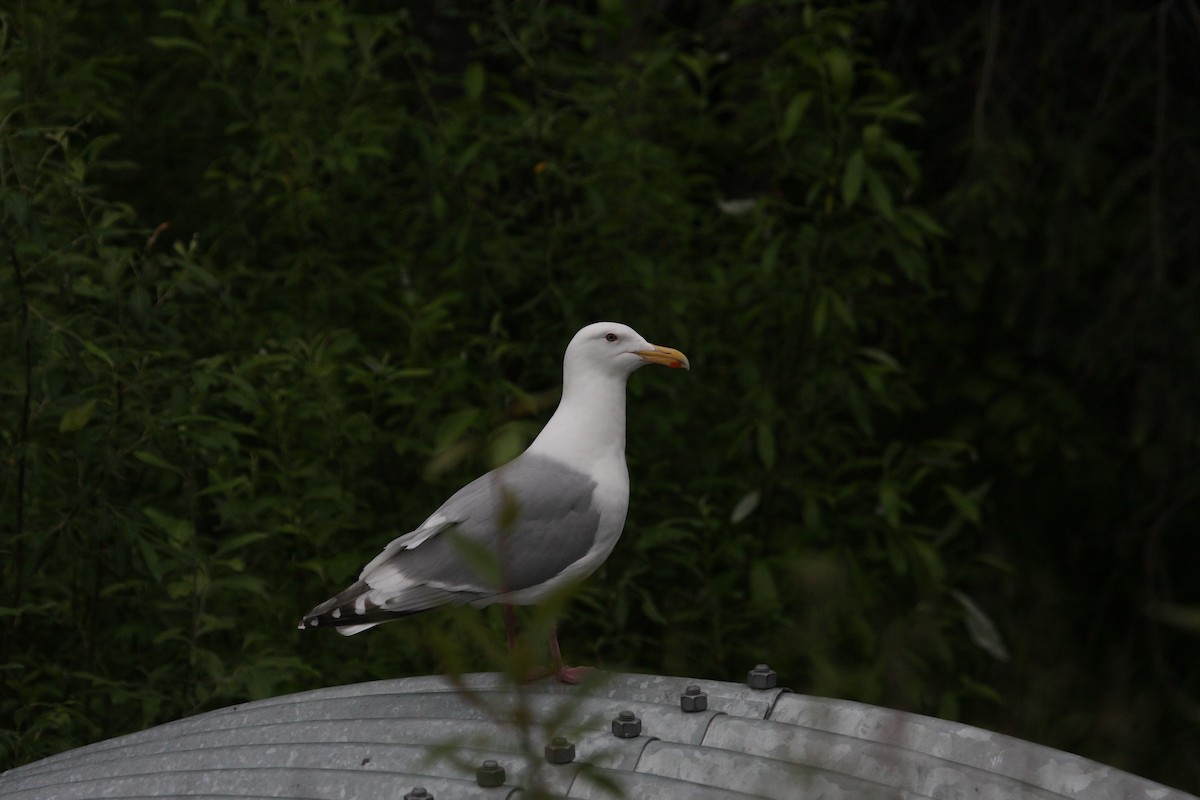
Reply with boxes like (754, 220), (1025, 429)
(134, 450), (180, 473)
(951, 590), (1010, 662)
(59, 399), (98, 432)
(640, 593), (666, 625)
(842, 149), (865, 207)
(435, 408), (480, 452)
(488, 422), (530, 468)
(731, 490), (761, 524)
(81, 339), (115, 368)
(865, 167), (894, 220)
(128, 286), (151, 324)
(1145, 602), (1200, 635)
(878, 482), (902, 528)
(464, 62), (486, 101)
(142, 507), (193, 546)
(779, 91), (813, 142)
(942, 484), (981, 525)
(824, 48), (854, 98)
(756, 421), (776, 469)
(148, 36), (206, 54)
(749, 562), (781, 611)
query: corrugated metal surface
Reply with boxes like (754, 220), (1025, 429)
(0, 671), (1193, 799)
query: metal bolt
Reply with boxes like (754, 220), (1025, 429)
(747, 663), (777, 690)
(611, 709), (642, 738)
(545, 736), (575, 764)
(476, 759), (505, 787)
(681, 684), (708, 712)
(403, 789), (433, 800)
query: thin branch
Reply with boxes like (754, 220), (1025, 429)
(494, 3), (536, 71)
(1149, 0), (1172, 294)
(973, 0), (1001, 147)
(7, 245), (32, 617)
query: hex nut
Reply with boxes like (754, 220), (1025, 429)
(476, 759), (506, 787)
(747, 663), (778, 690)
(403, 788), (433, 800)
(681, 684), (708, 712)
(611, 710), (642, 738)
(545, 736), (575, 764)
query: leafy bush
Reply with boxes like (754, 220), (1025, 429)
(2, 1), (1194, 793)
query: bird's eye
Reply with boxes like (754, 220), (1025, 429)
(605, 333), (618, 342)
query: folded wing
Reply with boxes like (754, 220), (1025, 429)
(299, 455), (600, 634)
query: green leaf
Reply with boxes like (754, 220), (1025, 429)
(676, 52), (707, 84)
(829, 289), (856, 330)
(862, 122), (884, 150)
(842, 149), (866, 208)
(865, 167), (894, 220)
(778, 91), (813, 142)
(750, 562), (781, 611)
(142, 507), (193, 546)
(878, 482), (902, 528)
(812, 291), (828, 336)
(59, 399), (97, 432)
(760, 234), (784, 274)
(216, 532), (272, 557)
(942, 484), (981, 525)
(181, 261), (220, 289)
(434, 408), (480, 451)
(134, 450), (180, 472)
(640, 593), (666, 625)
(858, 347), (901, 371)
(147, 36), (207, 54)
(431, 191), (447, 221)
(488, 422), (530, 468)
(902, 207), (948, 237)
(464, 62), (486, 101)
(824, 48), (854, 99)
(730, 489), (760, 524)
(446, 528), (503, 589)
(756, 421), (776, 469)
(128, 286), (151, 324)
(952, 590), (1010, 661)
(1, 187), (33, 228)
(910, 539), (946, 586)
(81, 339), (115, 368)
(1145, 602), (1200, 633)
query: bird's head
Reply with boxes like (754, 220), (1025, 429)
(564, 322), (690, 381)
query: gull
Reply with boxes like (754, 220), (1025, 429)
(299, 322), (689, 683)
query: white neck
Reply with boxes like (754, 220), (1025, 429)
(525, 367), (630, 470)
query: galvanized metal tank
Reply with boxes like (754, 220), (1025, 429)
(0, 670), (1193, 799)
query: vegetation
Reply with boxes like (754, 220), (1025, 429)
(1, 0), (1196, 792)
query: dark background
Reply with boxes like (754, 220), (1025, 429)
(2, 1), (1197, 792)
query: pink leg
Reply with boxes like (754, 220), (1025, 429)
(549, 624), (592, 685)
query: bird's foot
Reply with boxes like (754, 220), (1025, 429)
(554, 665), (593, 685)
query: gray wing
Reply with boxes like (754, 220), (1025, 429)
(299, 455), (600, 631)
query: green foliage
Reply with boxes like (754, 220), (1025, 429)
(1, 0), (1195, 793)
(871, 2), (1200, 788)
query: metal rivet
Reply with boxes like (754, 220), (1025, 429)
(747, 663), (777, 690)
(476, 759), (505, 787)
(404, 789), (433, 800)
(681, 684), (708, 712)
(612, 709), (642, 738)
(545, 736), (575, 764)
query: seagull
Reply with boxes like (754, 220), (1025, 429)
(299, 322), (689, 683)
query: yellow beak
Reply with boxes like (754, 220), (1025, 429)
(636, 344), (690, 370)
